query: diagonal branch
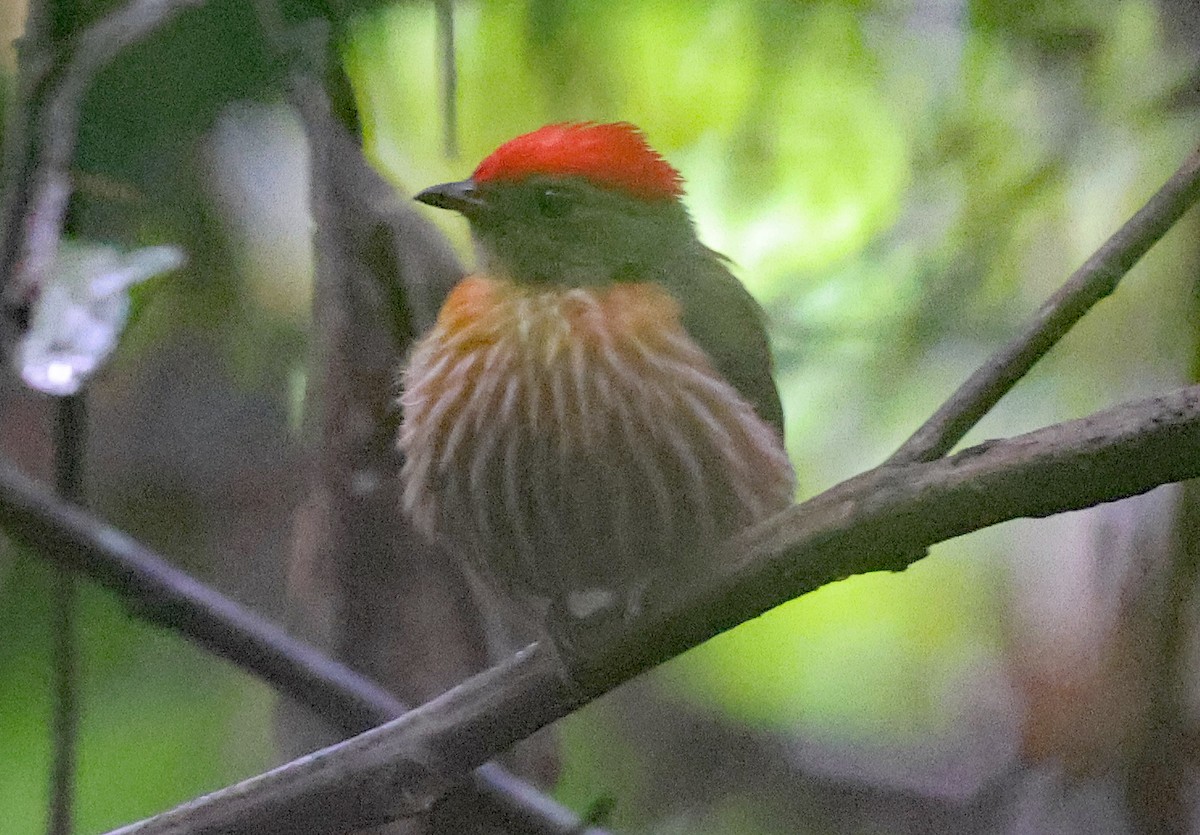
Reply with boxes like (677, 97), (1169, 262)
(889, 145), (1200, 464)
(0, 461), (603, 835)
(103, 384), (1200, 835)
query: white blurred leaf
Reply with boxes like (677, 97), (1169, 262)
(16, 242), (185, 396)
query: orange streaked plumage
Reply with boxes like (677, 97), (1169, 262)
(400, 277), (794, 604)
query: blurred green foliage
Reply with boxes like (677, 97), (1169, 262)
(1, 0), (1197, 831)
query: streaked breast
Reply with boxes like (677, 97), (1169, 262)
(399, 276), (795, 603)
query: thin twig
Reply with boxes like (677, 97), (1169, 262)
(0, 0), (191, 825)
(2, 0), (204, 304)
(102, 384), (1200, 835)
(889, 145), (1200, 464)
(0, 0), (58, 302)
(48, 394), (86, 835)
(48, 570), (76, 835)
(435, 0), (458, 159)
(0, 461), (602, 835)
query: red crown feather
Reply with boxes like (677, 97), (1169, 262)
(472, 122), (685, 202)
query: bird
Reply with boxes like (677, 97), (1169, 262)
(400, 122), (795, 626)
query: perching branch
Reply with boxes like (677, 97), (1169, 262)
(0, 460), (600, 835)
(888, 144), (1200, 464)
(102, 384), (1200, 835)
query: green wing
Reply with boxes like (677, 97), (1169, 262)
(665, 249), (786, 441)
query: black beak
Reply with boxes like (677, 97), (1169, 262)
(414, 179), (485, 214)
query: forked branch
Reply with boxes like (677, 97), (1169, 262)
(890, 145), (1200, 463)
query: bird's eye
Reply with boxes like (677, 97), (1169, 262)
(534, 187), (573, 218)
